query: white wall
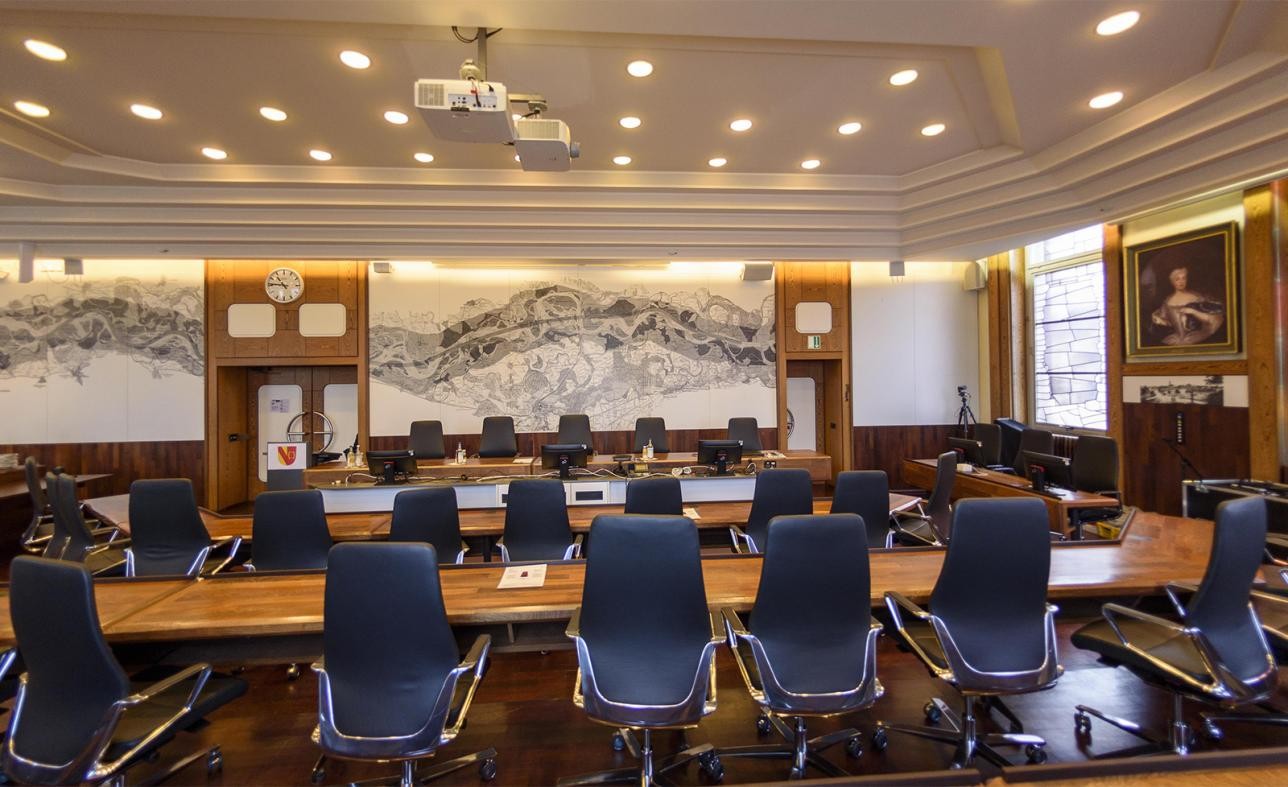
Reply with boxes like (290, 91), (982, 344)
(851, 261), (981, 425)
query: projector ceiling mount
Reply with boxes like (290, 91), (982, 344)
(452, 26), (547, 119)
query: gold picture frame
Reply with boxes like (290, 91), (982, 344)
(1124, 222), (1239, 360)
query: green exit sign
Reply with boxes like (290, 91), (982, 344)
(807, 335), (822, 349)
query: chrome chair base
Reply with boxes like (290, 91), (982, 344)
(310, 747), (497, 786)
(1075, 694), (1193, 758)
(1198, 703), (1288, 741)
(716, 713), (861, 779)
(109, 744), (224, 787)
(879, 696), (1047, 769)
(557, 729), (721, 787)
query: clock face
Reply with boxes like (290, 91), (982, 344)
(265, 267), (304, 303)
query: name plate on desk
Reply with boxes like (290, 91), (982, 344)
(266, 441), (308, 491)
(498, 564), (547, 589)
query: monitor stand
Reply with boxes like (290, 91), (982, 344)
(558, 457), (573, 480)
(713, 457), (729, 476)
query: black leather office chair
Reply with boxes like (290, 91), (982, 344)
(389, 487), (468, 563)
(479, 416), (519, 458)
(559, 515), (724, 786)
(409, 420), (447, 459)
(125, 479), (241, 577)
(721, 514), (884, 778)
(1068, 434), (1123, 538)
(4, 556), (245, 785)
(894, 451), (955, 546)
(970, 423), (1003, 467)
(880, 498), (1061, 768)
(498, 479), (581, 561)
(557, 414), (594, 448)
(727, 417), (763, 452)
(831, 470), (895, 548)
(246, 489), (332, 571)
(47, 473), (126, 576)
(1071, 497), (1277, 756)
(729, 468), (813, 553)
(632, 417), (669, 453)
(624, 476), (683, 516)
(1012, 428), (1054, 476)
(311, 543), (496, 786)
(21, 456), (55, 553)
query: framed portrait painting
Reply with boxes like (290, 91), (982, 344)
(1124, 222), (1239, 360)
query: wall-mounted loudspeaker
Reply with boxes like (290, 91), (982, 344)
(962, 261), (987, 291)
(741, 262), (773, 281)
(18, 242), (35, 283)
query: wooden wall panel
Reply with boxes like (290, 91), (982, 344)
(851, 424), (956, 490)
(1121, 403), (1249, 515)
(1244, 185), (1278, 479)
(778, 262), (849, 354)
(985, 251), (1015, 418)
(0, 441), (204, 501)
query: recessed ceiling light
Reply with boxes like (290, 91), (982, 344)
(339, 50), (370, 69)
(800, 159), (821, 170)
(1089, 91), (1124, 109)
(309, 149), (332, 161)
(613, 155), (632, 166)
(130, 103), (163, 120)
(13, 100), (50, 118)
(626, 60), (654, 77)
(921, 123), (946, 136)
(383, 110), (409, 125)
(259, 106), (288, 122)
(889, 69), (919, 86)
(24, 39), (66, 61)
(729, 118), (753, 132)
(414, 152), (434, 163)
(1096, 10), (1140, 36)
(619, 116), (642, 129)
(707, 157), (727, 168)
(838, 121), (863, 135)
(201, 147), (227, 160)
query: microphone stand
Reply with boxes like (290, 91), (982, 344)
(1162, 438), (1208, 494)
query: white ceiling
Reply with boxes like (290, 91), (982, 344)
(0, 0), (1286, 261)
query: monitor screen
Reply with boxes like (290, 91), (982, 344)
(1022, 450), (1073, 490)
(367, 450), (417, 483)
(947, 437), (984, 465)
(697, 439), (743, 469)
(541, 443), (589, 478)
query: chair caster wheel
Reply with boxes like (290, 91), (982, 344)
(287, 663), (301, 681)
(698, 752), (723, 783)
(206, 747), (223, 774)
(845, 735), (863, 758)
(1025, 744), (1047, 764)
(310, 768), (325, 784)
(1074, 711), (1092, 738)
(871, 727), (888, 752)
(756, 715), (772, 735)
(1202, 720), (1224, 741)
(924, 701), (943, 724)
(788, 766), (805, 780)
(611, 733), (626, 751)
(479, 758), (498, 781)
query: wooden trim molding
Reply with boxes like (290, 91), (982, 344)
(986, 251), (1014, 418)
(1104, 223), (1125, 452)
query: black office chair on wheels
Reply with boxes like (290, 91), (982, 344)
(624, 476), (683, 516)
(497, 479), (582, 561)
(245, 489), (332, 571)
(4, 556), (246, 786)
(389, 487), (469, 563)
(970, 423), (1004, 468)
(728, 468), (813, 553)
(880, 498), (1061, 768)
(632, 417), (669, 453)
(559, 515), (724, 786)
(47, 473), (127, 576)
(893, 451), (955, 546)
(311, 543), (497, 787)
(727, 417), (763, 452)
(557, 414), (594, 448)
(479, 416), (519, 458)
(409, 420), (447, 459)
(1071, 497), (1278, 757)
(720, 514), (884, 779)
(21, 456), (55, 553)
(1012, 428), (1054, 476)
(125, 479), (241, 577)
(1068, 435), (1123, 538)
(831, 470), (896, 548)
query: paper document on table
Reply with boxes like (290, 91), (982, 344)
(761, 450), (785, 458)
(512, 457), (532, 464)
(498, 564), (547, 589)
(683, 507), (701, 519)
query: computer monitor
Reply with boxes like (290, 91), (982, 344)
(367, 450), (417, 484)
(697, 439), (743, 476)
(995, 418), (1026, 470)
(541, 443), (589, 480)
(947, 437), (984, 465)
(1022, 450), (1073, 492)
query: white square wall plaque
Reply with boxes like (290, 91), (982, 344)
(794, 301), (832, 334)
(298, 303), (347, 337)
(227, 303), (277, 338)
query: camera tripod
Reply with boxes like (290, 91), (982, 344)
(956, 386), (977, 437)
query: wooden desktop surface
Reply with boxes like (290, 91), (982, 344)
(304, 456), (535, 485)
(0, 472), (112, 502)
(585, 450), (832, 482)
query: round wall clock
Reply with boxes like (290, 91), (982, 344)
(265, 267), (304, 303)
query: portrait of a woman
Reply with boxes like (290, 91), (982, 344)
(1149, 265), (1225, 346)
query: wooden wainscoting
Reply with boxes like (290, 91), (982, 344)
(1122, 402), (1250, 516)
(852, 424), (956, 490)
(0, 441), (203, 500)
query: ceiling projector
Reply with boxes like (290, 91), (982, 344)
(514, 117), (579, 171)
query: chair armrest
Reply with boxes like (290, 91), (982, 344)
(720, 608), (763, 700)
(565, 607), (582, 640)
(102, 664), (214, 775)
(563, 534), (584, 560)
(883, 591), (951, 677)
(89, 525), (119, 540)
(86, 537), (131, 556)
(458, 633), (492, 681)
(1165, 582), (1199, 617)
(442, 634), (493, 741)
(456, 541), (470, 564)
(721, 606), (750, 643)
(727, 525), (753, 554)
(1100, 603), (1239, 694)
(202, 536), (243, 576)
(0, 649), (16, 684)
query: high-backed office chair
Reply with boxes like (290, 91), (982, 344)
(971, 423), (1003, 468)
(1212, 582), (1288, 737)
(4, 556), (245, 785)
(728, 468), (813, 553)
(624, 476), (683, 516)
(557, 414), (593, 448)
(125, 479), (241, 577)
(1071, 435), (1119, 496)
(831, 470), (895, 548)
(47, 474), (126, 576)
(246, 490), (332, 571)
(1012, 428), (1054, 476)
(559, 515), (724, 786)
(727, 417), (763, 452)
(893, 451), (955, 546)
(880, 498), (1060, 768)
(409, 420), (447, 459)
(632, 417), (669, 453)
(311, 543), (497, 786)
(479, 416), (519, 458)
(21, 456), (55, 553)
(721, 514), (884, 778)
(1071, 497), (1277, 756)
(389, 487), (468, 563)
(498, 479), (581, 561)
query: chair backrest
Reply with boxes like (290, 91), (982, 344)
(632, 417), (669, 453)
(624, 476), (683, 516)
(323, 543), (461, 739)
(1186, 496), (1272, 682)
(250, 490), (332, 571)
(7, 557), (130, 776)
(556, 414), (593, 448)
(24, 456), (47, 513)
(1013, 428), (1054, 475)
(926, 451), (957, 540)
(727, 417), (763, 451)
(1071, 435), (1119, 494)
(389, 487), (463, 563)
(40, 473), (71, 560)
(49, 474), (95, 561)
(831, 471), (891, 548)
(972, 423), (1002, 466)
(503, 479), (573, 561)
(929, 498), (1051, 673)
(126, 479), (212, 576)
(408, 420), (446, 459)
(479, 416), (518, 458)
(745, 468), (813, 551)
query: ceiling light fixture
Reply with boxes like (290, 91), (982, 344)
(339, 49), (370, 69)
(889, 69), (919, 86)
(707, 157), (727, 168)
(24, 39), (66, 61)
(413, 152), (435, 163)
(627, 60), (654, 77)
(618, 116), (642, 129)
(13, 100), (50, 118)
(729, 118), (753, 132)
(130, 103), (163, 120)
(800, 159), (821, 170)
(1096, 10), (1141, 36)
(383, 110), (409, 125)
(1089, 90), (1124, 109)
(921, 123), (946, 136)
(613, 155), (632, 165)
(201, 147), (228, 160)
(309, 149), (333, 161)
(259, 106), (287, 122)
(838, 121), (863, 135)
